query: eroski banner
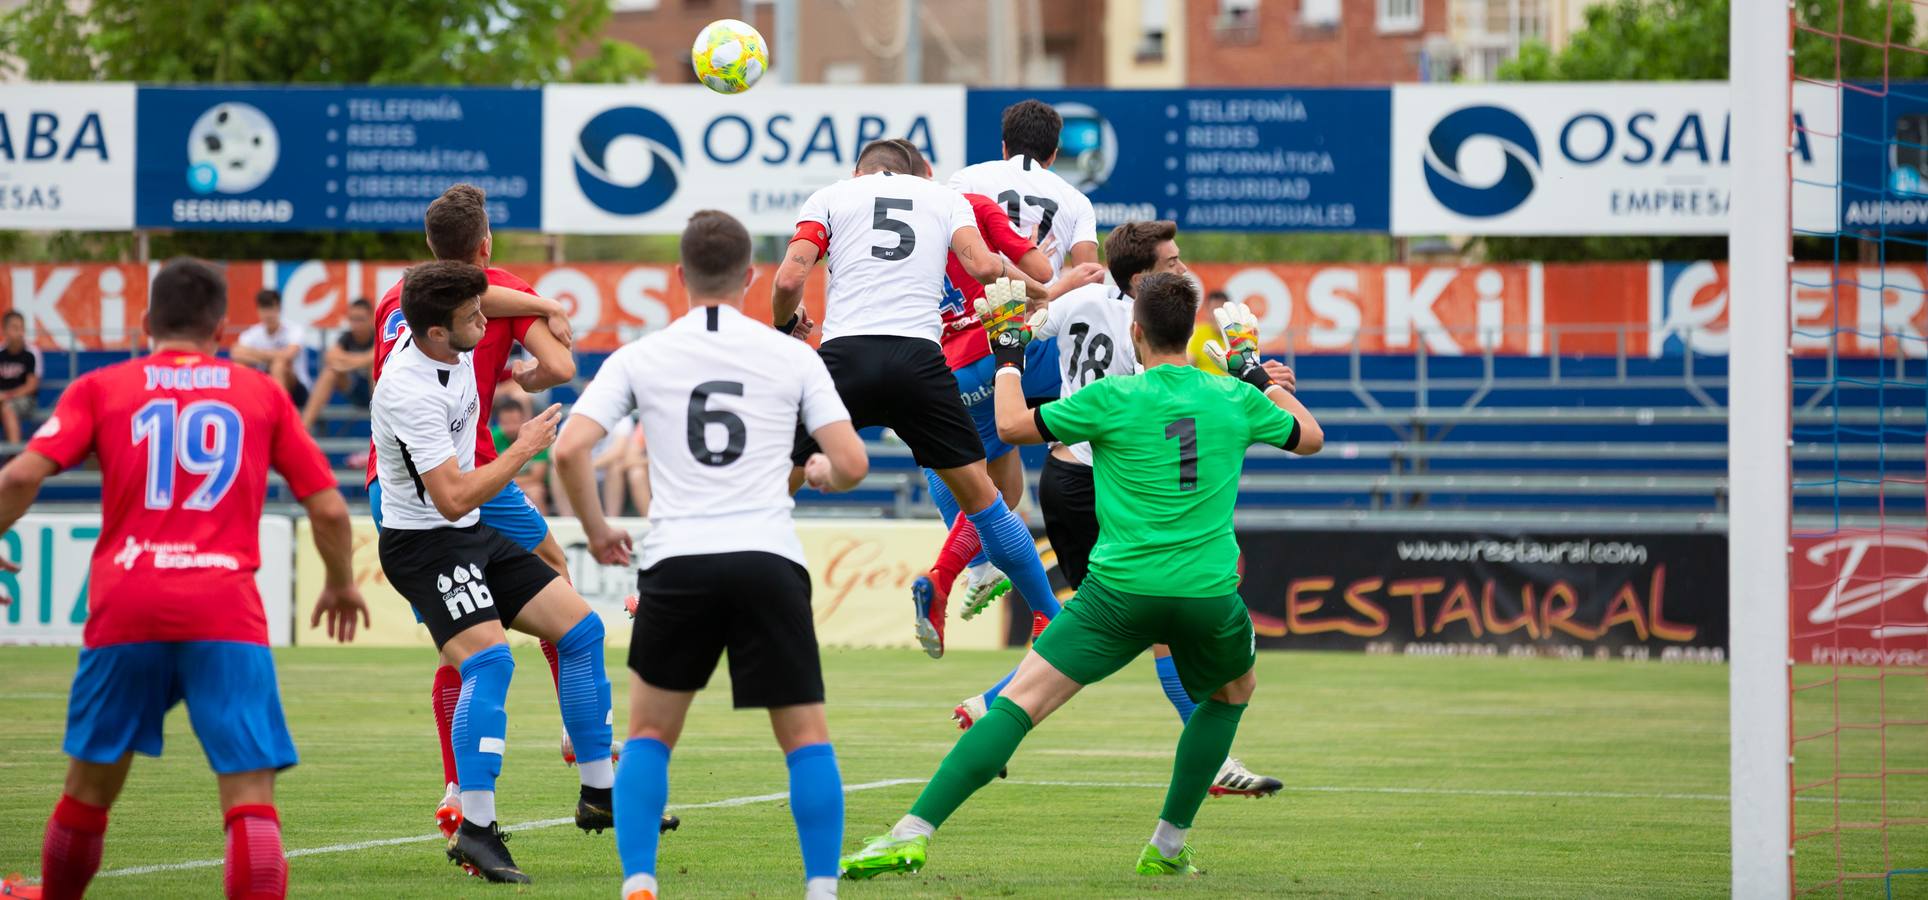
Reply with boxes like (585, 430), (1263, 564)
(542, 85), (965, 234)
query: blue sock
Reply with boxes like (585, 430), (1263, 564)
(966, 493), (1062, 619)
(453, 644), (514, 795)
(925, 468), (961, 527)
(786, 743), (844, 882)
(1154, 654), (1196, 723)
(615, 737), (670, 880)
(982, 665), (1018, 705)
(556, 614), (613, 768)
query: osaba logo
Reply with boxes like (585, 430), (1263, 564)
(1422, 105), (1540, 218)
(574, 106), (684, 216)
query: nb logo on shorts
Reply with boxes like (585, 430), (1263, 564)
(440, 563), (494, 618)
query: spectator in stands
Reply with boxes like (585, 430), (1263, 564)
(301, 298), (377, 431)
(232, 289), (312, 404)
(1187, 289), (1232, 376)
(0, 311), (42, 444)
(550, 413), (635, 518)
(489, 395), (551, 513)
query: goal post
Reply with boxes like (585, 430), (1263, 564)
(1728, 1), (1794, 897)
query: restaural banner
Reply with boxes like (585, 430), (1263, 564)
(1235, 529), (1728, 659)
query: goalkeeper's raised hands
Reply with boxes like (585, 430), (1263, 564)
(1202, 301), (1274, 391)
(974, 277), (1046, 371)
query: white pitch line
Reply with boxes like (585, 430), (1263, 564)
(94, 777), (925, 880)
(80, 775), (1905, 882)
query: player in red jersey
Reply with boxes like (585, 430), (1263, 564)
(877, 140), (1104, 657)
(0, 259), (365, 900)
(361, 184), (642, 840)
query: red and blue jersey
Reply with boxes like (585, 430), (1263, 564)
(25, 351), (337, 648)
(939, 193), (1037, 370)
(365, 266), (538, 485)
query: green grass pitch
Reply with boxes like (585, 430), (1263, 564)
(0, 645), (1905, 897)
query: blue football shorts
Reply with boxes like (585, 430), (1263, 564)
(64, 640), (298, 774)
(953, 339), (1062, 461)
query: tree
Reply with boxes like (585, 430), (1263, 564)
(1484, 0), (1928, 261)
(0, 0), (652, 260)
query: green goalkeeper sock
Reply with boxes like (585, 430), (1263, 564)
(1158, 698), (1247, 829)
(907, 697), (1033, 829)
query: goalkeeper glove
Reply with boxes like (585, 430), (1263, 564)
(975, 277), (1042, 371)
(1203, 301), (1273, 391)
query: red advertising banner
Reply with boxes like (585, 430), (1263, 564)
(1791, 531), (1928, 667)
(1, 260), (1922, 357)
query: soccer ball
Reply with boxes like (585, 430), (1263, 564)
(692, 19), (768, 95)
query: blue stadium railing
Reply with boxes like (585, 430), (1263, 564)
(15, 332), (1926, 530)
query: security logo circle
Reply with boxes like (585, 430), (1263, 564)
(574, 106), (684, 216)
(185, 102), (279, 195)
(1052, 102), (1116, 193)
(1422, 105), (1540, 218)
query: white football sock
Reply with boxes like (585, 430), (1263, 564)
(621, 872), (658, 899)
(1150, 819), (1187, 859)
(460, 790), (496, 828)
(805, 875), (839, 898)
(889, 814), (935, 841)
(579, 758), (615, 789)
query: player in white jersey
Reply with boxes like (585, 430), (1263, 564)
(555, 211), (867, 900)
(955, 222), (1289, 798)
(948, 99), (1101, 277)
(772, 140), (1070, 647)
(370, 261), (618, 884)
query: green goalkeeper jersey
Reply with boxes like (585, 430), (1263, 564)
(1037, 363), (1300, 598)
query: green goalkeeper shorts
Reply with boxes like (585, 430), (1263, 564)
(1032, 577), (1256, 703)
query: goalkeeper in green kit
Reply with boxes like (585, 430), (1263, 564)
(841, 271), (1325, 880)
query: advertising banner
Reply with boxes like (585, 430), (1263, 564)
(1391, 82), (1840, 235)
(7, 259), (1919, 358)
(542, 85), (965, 234)
(292, 517), (1009, 650)
(0, 514), (294, 646)
(135, 87), (542, 231)
(0, 83), (137, 230)
(1236, 530), (1727, 659)
(966, 88), (1390, 232)
(1791, 530), (1928, 667)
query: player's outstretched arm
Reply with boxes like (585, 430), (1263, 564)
(301, 487), (369, 642)
(0, 452), (57, 601)
(771, 239), (820, 335)
(422, 402), (562, 522)
(977, 279), (1048, 446)
(511, 319), (577, 392)
(952, 227), (1003, 285)
(480, 285), (574, 347)
(1264, 384), (1323, 455)
(554, 414), (629, 566)
(803, 420), (869, 493)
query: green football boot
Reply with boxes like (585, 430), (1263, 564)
(1135, 842), (1199, 876)
(957, 564), (1011, 621)
(840, 833), (928, 880)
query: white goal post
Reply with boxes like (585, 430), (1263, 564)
(1728, 2), (1794, 897)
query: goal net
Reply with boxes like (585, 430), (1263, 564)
(1734, 2), (1928, 896)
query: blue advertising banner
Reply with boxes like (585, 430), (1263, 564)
(965, 88), (1390, 232)
(135, 87), (541, 231)
(1838, 82), (1928, 233)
